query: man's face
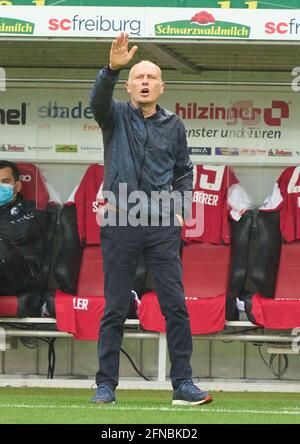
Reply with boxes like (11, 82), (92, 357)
(0, 167), (22, 199)
(126, 61), (165, 108)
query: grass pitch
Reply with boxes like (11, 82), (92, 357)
(0, 388), (300, 424)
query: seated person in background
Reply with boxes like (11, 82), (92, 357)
(0, 160), (47, 295)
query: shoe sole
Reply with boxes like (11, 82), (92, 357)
(91, 400), (116, 404)
(172, 395), (213, 406)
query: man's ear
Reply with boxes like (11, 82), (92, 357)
(125, 81), (131, 94)
(15, 180), (22, 193)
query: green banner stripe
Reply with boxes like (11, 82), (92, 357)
(155, 20), (250, 37)
(2, 1), (300, 9)
(0, 16), (34, 33)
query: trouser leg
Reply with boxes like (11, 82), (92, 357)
(143, 225), (193, 389)
(0, 238), (37, 295)
(96, 225), (142, 389)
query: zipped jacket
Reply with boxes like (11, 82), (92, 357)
(0, 194), (46, 272)
(90, 65), (193, 218)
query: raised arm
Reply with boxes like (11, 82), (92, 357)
(90, 33), (138, 129)
(109, 32), (138, 70)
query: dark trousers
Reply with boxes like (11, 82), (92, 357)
(0, 238), (38, 295)
(96, 224), (193, 390)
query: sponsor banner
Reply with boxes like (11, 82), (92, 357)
(150, 9), (300, 40)
(0, 143), (25, 152)
(267, 148), (294, 157)
(190, 147), (212, 155)
(0, 6), (144, 37)
(55, 144), (78, 153)
(0, 87), (300, 164)
(239, 148), (267, 156)
(27, 145), (52, 151)
(1, 6), (300, 40)
(4, 1), (300, 9)
(215, 147), (240, 156)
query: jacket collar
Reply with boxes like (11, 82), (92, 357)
(127, 101), (163, 120)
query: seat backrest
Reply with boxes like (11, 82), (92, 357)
(20, 164), (62, 289)
(16, 163), (62, 284)
(182, 164), (251, 245)
(181, 242), (230, 298)
(227, 210), (254, 300)
(265, 165), (300, 243)
(253, 166), (300, 299)
(55, 164), (104, 295)
(249, 211), (281, 298)
(180, 165), (253, 304)
(249, 210), (300, 327)
(73, 163), (104, 245)
(274, 242), (300, 299)
(17, 163), (50, 210)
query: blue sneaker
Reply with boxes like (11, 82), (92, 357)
(91, 384), (116, 404)
(172, 380), (213, 406)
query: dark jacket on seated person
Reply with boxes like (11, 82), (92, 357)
(0, 194), (47, 294)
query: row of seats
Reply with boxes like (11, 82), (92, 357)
(1, 163), (300, 339)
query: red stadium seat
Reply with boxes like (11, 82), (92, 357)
(17, 162), (50, 210)
(274, 242), (300, 300)
(54, 164), (106, 340)
(138, 242), (229, 334)
(251, 237), (300, 328)
(138, 165), (253, 333)
(54, 163), (252, 338)
(182, 243), (230, 298)
(249, 166), (300, 328)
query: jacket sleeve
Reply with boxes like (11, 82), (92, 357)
(172, 120), (193, 219)
(89, 65), (120, 130)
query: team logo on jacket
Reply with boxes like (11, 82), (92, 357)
(10, 206), (19, 216)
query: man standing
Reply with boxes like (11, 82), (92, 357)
(90, 33), (212, 406)
(0, 160), (46, 296)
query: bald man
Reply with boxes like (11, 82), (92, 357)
(89, 33), (212, 406)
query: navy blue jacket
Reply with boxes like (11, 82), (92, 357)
(90, 65), (193, 218)
(0, 194), (46, 270)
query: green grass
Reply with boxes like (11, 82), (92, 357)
(0, 388), (300, 424)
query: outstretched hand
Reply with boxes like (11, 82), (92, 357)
(109, 32), (138, 70)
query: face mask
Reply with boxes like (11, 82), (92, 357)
(0, 183), (14, 206)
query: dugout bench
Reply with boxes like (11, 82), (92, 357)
(0, 317), (298, 381)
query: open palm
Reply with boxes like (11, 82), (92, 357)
(109, 32), (138, 70)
